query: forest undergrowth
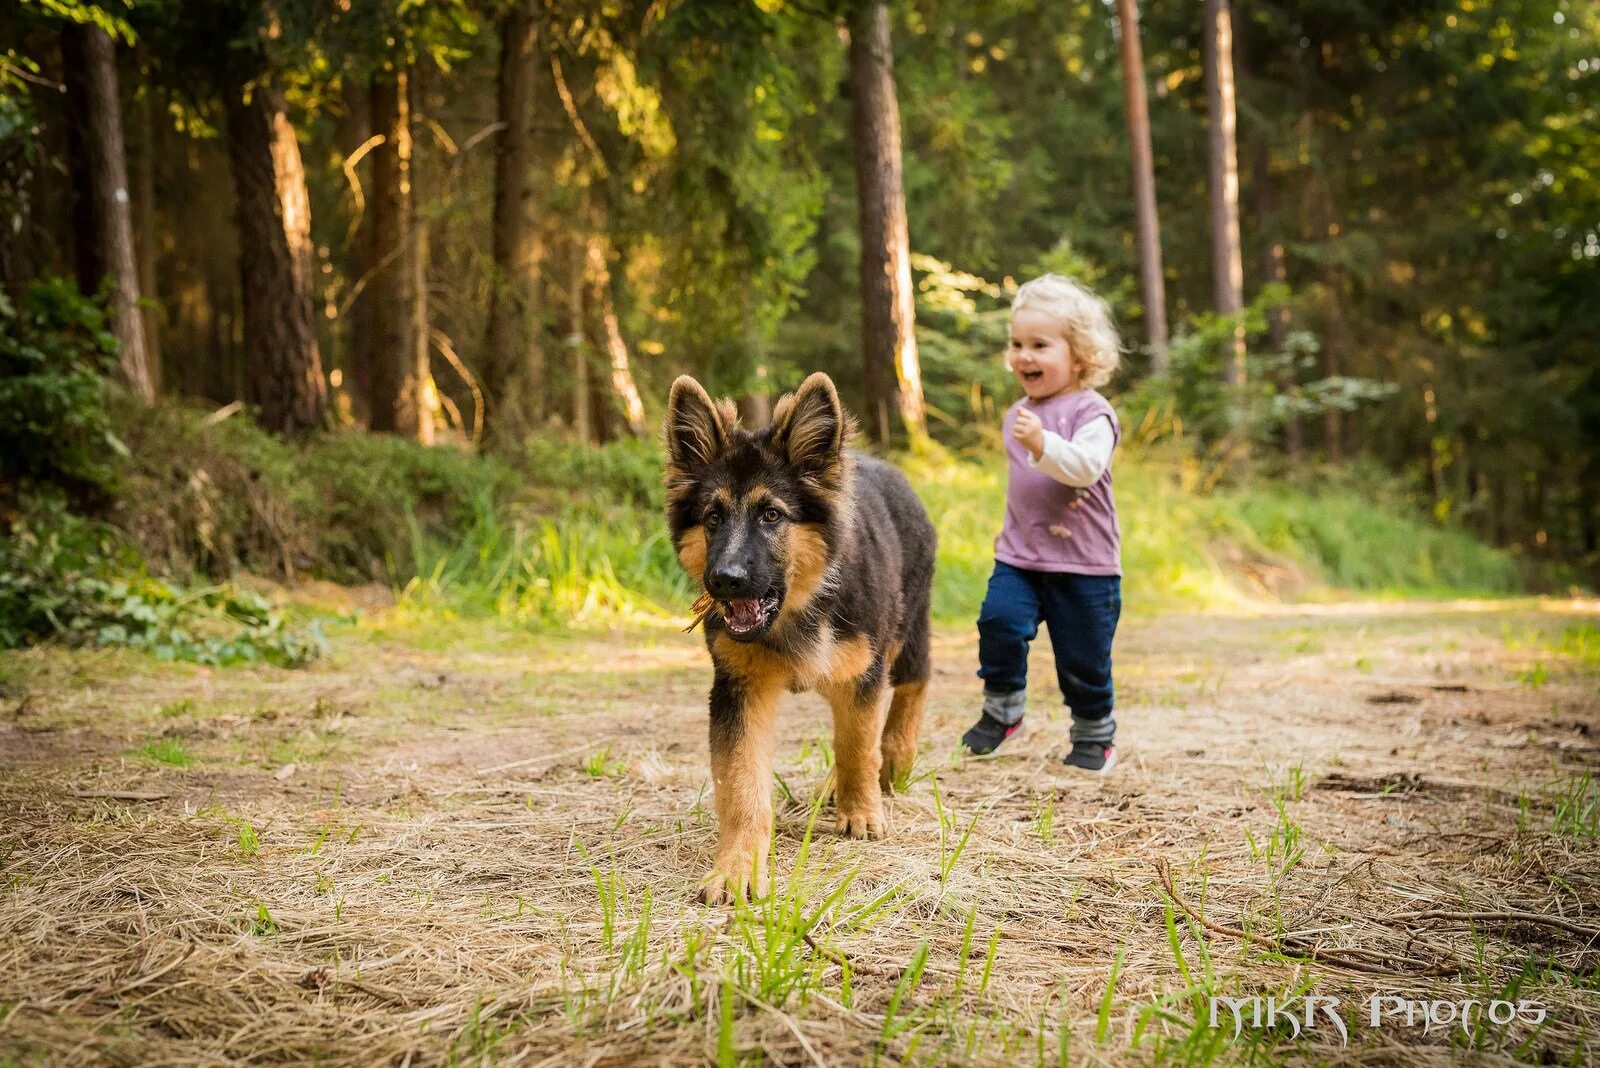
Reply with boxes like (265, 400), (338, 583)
(2, 397), (1542, 669)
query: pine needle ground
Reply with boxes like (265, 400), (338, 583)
(2, 601), (1597, 1065)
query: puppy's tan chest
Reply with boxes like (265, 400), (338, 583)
(790, 624), (874, 692)
(713, 624), (875, 694)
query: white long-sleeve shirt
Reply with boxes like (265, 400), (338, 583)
(1024, 415), (1114, 488)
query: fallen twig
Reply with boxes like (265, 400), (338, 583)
(1388, 910), (1600, 942)
(801, 930), (887, 976)
(1154, 860), (1460, 978)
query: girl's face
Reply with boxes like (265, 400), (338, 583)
(1007, 307), (1079, 400)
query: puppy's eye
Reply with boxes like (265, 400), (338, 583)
(705, 513), (722, 530)
(761, 507), (783, 524)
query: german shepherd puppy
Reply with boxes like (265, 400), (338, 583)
(664, 372), (937, 904)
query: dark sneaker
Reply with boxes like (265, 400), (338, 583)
(1063, 741), (1117, 773)
(963, 712), (1024, 756)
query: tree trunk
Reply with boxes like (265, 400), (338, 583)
(1115, 0), (1168, 368)
(1321, 275), (1346, 463)
(568, 238), (591, 444)
(366, 71), (424, 439)
(132, 71), (162, 390)
(738, 353), (773, 427)
(1203, 0), (1246, 391)
(585, 234), (647, 439)
(849, 0), (927, 449)
(60, 23), (154, 401)
(60, 27), (105, 302)
(738, 389), (772, 428)
(336, 78), (372, 416)
(410, 161), (435, 447)
(223, 77), (327, 434)
(483, 2), (542, 446)
(1252, 140), (1300, 460)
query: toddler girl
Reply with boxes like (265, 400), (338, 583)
(962, 274), (1123, 772)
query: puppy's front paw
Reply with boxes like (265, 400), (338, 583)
(835, 801), (884, 839)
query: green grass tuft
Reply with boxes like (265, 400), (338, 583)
(135, 737), (193, 767)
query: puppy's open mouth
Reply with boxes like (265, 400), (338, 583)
(720, 592), (782, 638)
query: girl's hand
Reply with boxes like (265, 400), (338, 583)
(1013, 408), (1045, 460)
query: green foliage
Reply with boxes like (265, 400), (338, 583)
(297, 431), (519, 579)
(523, 436), (665, 510)
(0, 278), (125, 504)
(0, 50), (43, 252)
(0, 502), (325, 665)
(111, 401), (516, 583)
(626, 1), (833, 394)
(45, 395), (1529, 640)
(1216, 475), (1523, 595)
(1120, 291), (1395, 453)
(910, 254), (1013, 444)
(907, 450), (1525, 619)
(384, 437), (1525, 625)
(1549, 772), (1598, 841)
(395, 489), (692, 625)
(16, 1), (137, 42)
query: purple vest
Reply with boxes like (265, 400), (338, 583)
(994, 389), (1122, 576)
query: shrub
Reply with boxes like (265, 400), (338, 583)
(0, 278), (124, 508)
(1116, 288), (1394, 459)
(112, 404), (519, 583)
(299, 431), (518, 580)
(0, 499), (323, 665)
(111, 398), (318, 580)
(523, 436), (666, 509)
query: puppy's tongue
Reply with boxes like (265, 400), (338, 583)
(723, 598), (764, 632)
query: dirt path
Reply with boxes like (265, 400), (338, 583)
(2, 601), (1597, 1065)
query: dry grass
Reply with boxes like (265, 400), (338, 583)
(1, 602), (1597, 1065)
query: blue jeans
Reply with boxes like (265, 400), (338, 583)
(976, 562), (1120, 734)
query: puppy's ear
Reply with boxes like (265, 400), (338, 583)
(771, 372), (852, 481)
(664, 376), (732, 471)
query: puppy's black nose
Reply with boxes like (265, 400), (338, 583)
(706, 562), (753, 599)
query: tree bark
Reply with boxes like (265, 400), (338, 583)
(60, 23), (154, 401)
(1115, 0), (1168, 368)
(410, 157), (435, 447)
(336, 78), (372, 415)
(223, 77), (327, 433)
(483, 2), (543, 446)
(132, 70), (161, 389)
(567, 237), (591, 444)
(585, 234), (647, 439)
(1203, 0), (1246, 391)
(849, 0), (927, 448)
(366, 70), (424, 439)
(60, 27), (105, 302)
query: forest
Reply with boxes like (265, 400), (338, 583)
(3, 2), (1600, 1065)
(3, 0), (1596, 573)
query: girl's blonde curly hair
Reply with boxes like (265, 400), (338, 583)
(1010, 274), (1121, 389)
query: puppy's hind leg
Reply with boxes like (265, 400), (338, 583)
(881, 612), (932, 793)
(880, 679), (928, 793)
